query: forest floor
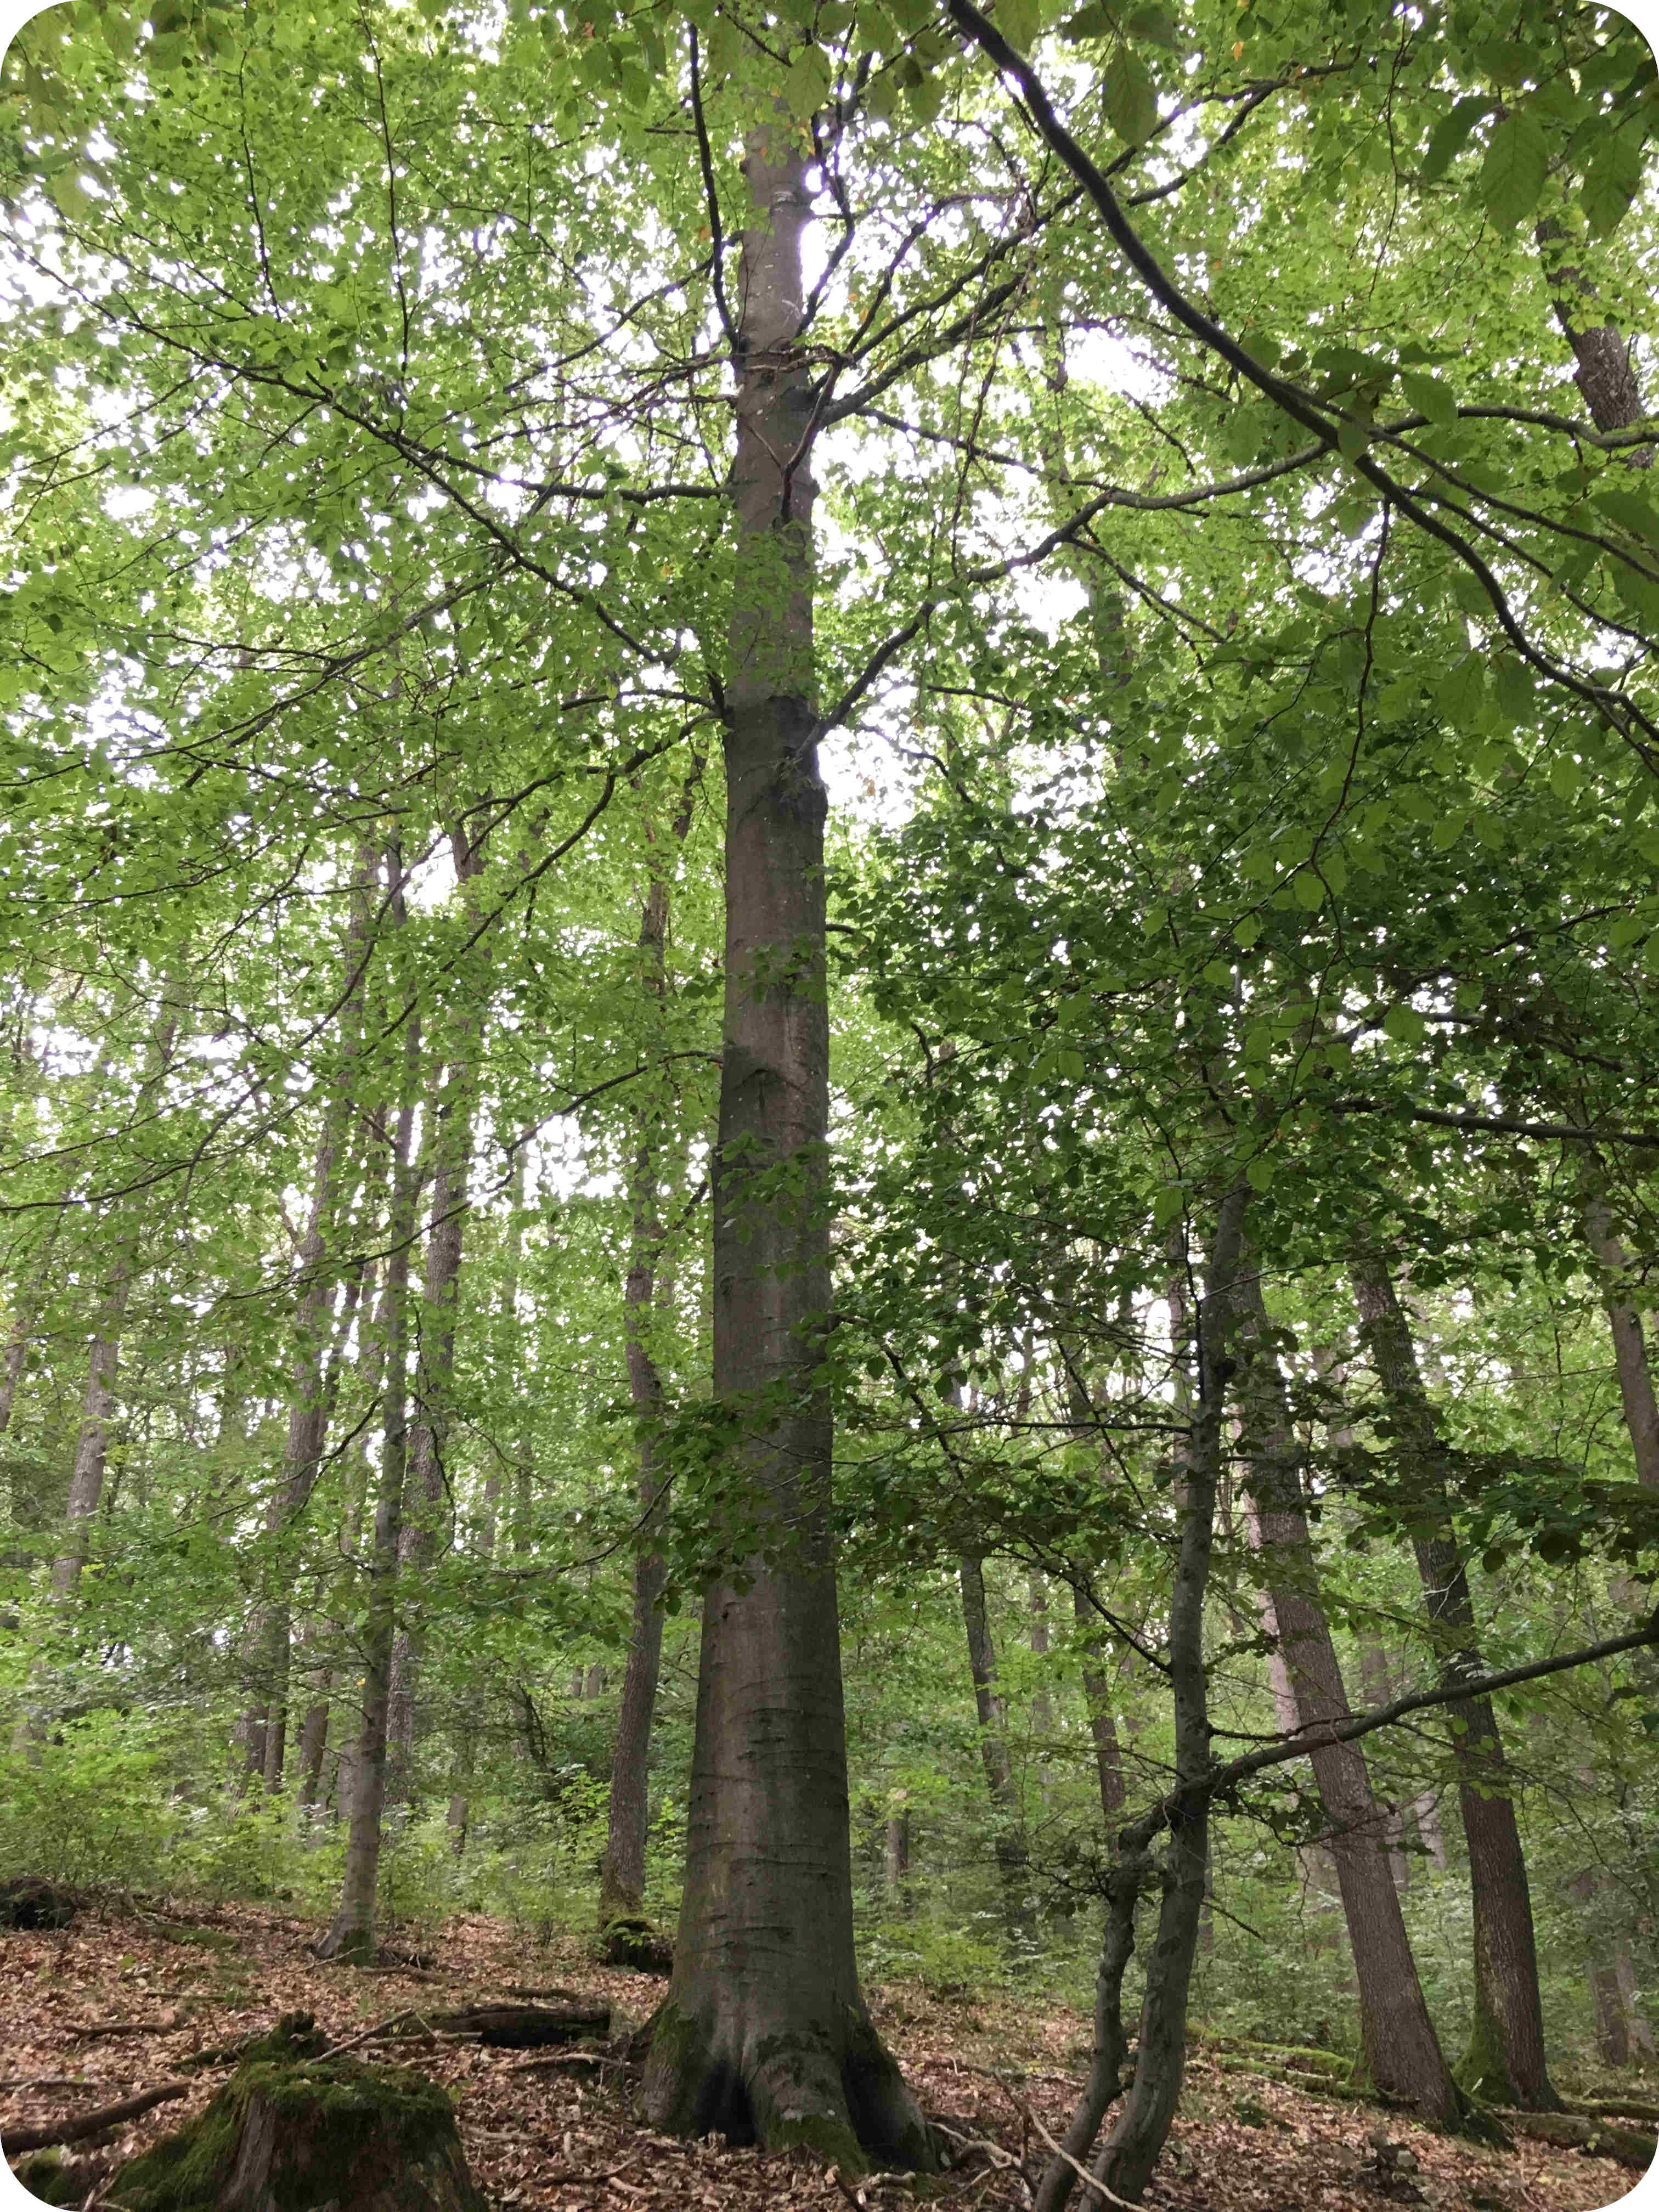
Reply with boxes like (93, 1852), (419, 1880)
(0, 1901), (1650, 2212)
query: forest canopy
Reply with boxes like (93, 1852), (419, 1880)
(1, 0), (1657, 2200)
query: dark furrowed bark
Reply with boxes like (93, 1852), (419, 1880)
(639, 92), (930, 2175)
(1351, 1249), (1559, 2111)
(1237, 1266), (1463, 2129)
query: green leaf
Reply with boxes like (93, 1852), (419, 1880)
(1152, 1184), (1184, 1228)
(1423, 94), (1491, 182)
(1059, 0), (1115, 34)
(1101, 43), (1158, 143)
(1124, 0), (1177, 44)
(1382, 1003), (1426, 1045)
(1245, 1154), (1276, 1191)
(1477, 110), (1548, 229)
(1582, 131), (1643, 239)
(1399, 369), (1457, 428)
(998, 0), (1042, 49)
(1437, 654), (1488, 727)
(1594, 487), (1659, 549)
(1335, 417), (1370, 461)
(1057, 1046), (1086, 1080)
(785, 42), (833, 116)
(1291, 870), (1325, 910)
(1548, 753), (1582, 800)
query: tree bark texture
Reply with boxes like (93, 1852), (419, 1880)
(639, 99), (929, 2174)
(1236, 1268), (1462, 2128)
(1350, 1250), (1559, 2109)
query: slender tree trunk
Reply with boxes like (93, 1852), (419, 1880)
(1351, 1250), (1560, 2109)
(599, 768), (698, 1926)
(639, 92), (930, 2171)
(958, 1548), (1032, 1922)
(883, 1808), (910, 1901)
(14, 981), (183, 1754)
(1035, 1186), (1249, 2212)
(241, 851), (375, 1787)
(1583, 1199), (1659, 1491)
(386, 826), (489, 1799)
(1236, 1268), (1463, 2128)
(1062, 1363), (1127, 1825)
(318, 857), (422, 1963)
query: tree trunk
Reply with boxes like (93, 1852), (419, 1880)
(883, 1808), (910, 1900)
(639, 91), (929, 2173)
(242, 847), (375, 1788)
(1351, 1250), (1560, 2110)
(597, 877), (680, 1925)
(1237, 1268), (1463, 2128)
(386, 826), (490, 1801)
(1035, 1186), (1249, 2212)
(319, 857), (422, 1963)
(1583, 1198), (1659, 1491)
(958, 1548), (1032, 1921)
(1062, 1364), (1127, 1825)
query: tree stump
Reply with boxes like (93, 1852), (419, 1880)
(104, 2058), (486, 2212)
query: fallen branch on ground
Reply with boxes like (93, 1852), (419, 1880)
(2, 2077), (191, 2154)
(67, 2022), (184, 2039)
(1491, 2109), (1656, 2169)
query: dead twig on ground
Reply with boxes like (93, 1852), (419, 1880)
(2, 2076), (191, 2153)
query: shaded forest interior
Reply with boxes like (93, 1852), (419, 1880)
(2, 0), (1659, 2204)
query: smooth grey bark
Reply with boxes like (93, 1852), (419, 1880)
(242, 848), (375, 1787)
(598, 885), (676, 1924)
(48, 984), (184, 1605)
(883, 1807), (911, 1899)
(1035, 1185), (1249, 2212)
(386, 824), (490, 1797)
(1235, 1267), (1463, 2129)
(1351, 1250), (1559, 2109)
(318, 858), (422, 1963)
(639, 95), (929, 2173)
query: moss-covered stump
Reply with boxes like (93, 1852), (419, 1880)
(9, 2147), (111, 2204)
(598, 1916), (674, 1975)
(104, 2058), (486, 2212)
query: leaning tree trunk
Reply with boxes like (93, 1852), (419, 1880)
(1035, 1185), (1249, 2212)
(1351, 1250), (1560, 2109)
(1236, 1268), (1463, 2128)
(639, 86), (930, 2174)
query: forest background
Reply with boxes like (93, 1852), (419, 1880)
(1, 0), (1658, 2198)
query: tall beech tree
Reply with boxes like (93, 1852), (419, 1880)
(638, 95), (931, 2169)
